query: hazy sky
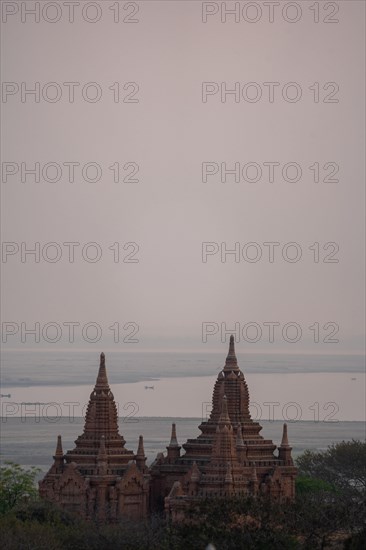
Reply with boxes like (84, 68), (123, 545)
(1, 0), (365, 353)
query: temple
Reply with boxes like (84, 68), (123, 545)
(39, 338), (296, 522)
(151, 335), (297, 520)
(39, 353), (149, 522)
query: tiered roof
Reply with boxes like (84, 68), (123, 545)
(64, 353), (135, 473)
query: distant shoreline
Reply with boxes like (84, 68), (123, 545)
(1, 416), (365, 423)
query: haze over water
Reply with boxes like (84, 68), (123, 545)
(1, 350), (364, 420)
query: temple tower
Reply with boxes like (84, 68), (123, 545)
(278, 423), (294, 465)
(167, 423), (181, 463)
(181, 335), (277, 463)
(136, 435), (147, 472)
(39, 353), (149, 522)
(150, 336), (297, 514)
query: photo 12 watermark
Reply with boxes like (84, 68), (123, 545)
(202, 242), (340, 263)
(1, 1), (141, 24)
(201, 2), (340, 24)
(202, 400), (340, 422)
(1, 400), (140, 423)
(202, 81), (339, 103)
(2, 161), (140, 184)
(201, 161), (339, 184)
(2, 81), (140, 104)
(1, 241), (140, 263)
(1, 321), (140, 344)
(202, 321), (340, 344)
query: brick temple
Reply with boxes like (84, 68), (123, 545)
(39, 337), (296, 521)
(39, 353), (149, 521)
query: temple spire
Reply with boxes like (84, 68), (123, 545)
(95, 352), (109, 389)
(224, 335), (238, 370)
(281, 423), (289, 447)
(212, 396), (237, 463)
(52, 435), (64, 473)
(137, 435), (145, 456)
(278, 423), (293, 464)
(136, 435), (147, 471)
(54, 435), (63, 457)
(167, 423), (181, 462)
(70, 353), (131, 458)
(169, 423), (179, 447)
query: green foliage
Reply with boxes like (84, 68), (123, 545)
(292, 442), (366, 547)
(164, 497), (298, 550)
(296, 440), (366, 494)
(0, 492), (364, 550)
(0, 461), (40, 515)
(0, 506), (167, 550)
(295, 475), (335, 494)
(0, 514), (63, 550)
(14, 499), (79, 527)
(1, 442), (365, 549)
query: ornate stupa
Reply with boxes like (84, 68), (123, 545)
(39, 353), (149, 522)
(150, 336), (297, 520)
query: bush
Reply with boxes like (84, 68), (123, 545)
(0, 461), (40, 515)
(296, 440), (366, 495)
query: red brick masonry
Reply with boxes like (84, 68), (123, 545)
(39, 337), (296, 522)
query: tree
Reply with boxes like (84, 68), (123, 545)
(0, 461), (41, 515)
(296, 439), (366, 494)
(164, 496), (298, 550)
(294, 441), (366, 548)
(0, 515), (62, 550)
(295, 476), (334, 495)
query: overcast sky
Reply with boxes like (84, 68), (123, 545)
(1, 1), (365, 353)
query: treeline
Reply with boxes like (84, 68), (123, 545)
(0, 440), (365, 549)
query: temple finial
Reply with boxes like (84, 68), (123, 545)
(281, 423), (289, 447)
(136, 435), (145, 457)
(95, 353), (109, 389)
(169, 423), (179, 447)
(167, 423), (181, 461)
(52, 435), (64, 472)
(54, 435), (63, 457)
(136, 435), (146, 470)
(278, 423), (293, 464)
(224, 335), (238, 369)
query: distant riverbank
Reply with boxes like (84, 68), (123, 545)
(1, 350), (364, 387)
(1, 371), (365, 420)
